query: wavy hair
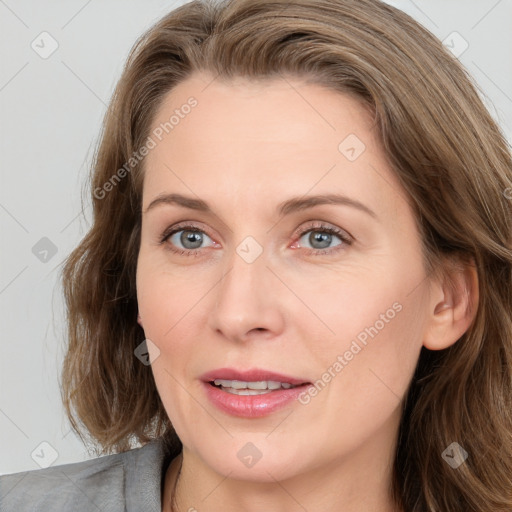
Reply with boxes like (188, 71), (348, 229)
(60, 0), (512, 510)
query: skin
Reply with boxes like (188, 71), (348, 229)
(136, 72), (478, 512)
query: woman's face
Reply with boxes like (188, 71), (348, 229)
(136, 72), (433, 481)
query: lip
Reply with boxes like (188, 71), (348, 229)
(200, 367), (312, 418)
(200, 367), (309, 386)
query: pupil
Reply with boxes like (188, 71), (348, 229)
(181, 231), (203, 249)
(310, 232), (331, 249)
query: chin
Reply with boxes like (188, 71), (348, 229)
(194, 438), (311, 483)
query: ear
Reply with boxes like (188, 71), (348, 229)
(423, 256), (479, 350)
(137, 313), (143, 328)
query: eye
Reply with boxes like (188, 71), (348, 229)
(160, 224), (216, 255)
(293, 222), (352, 254)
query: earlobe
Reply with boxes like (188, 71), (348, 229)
(137, 313), (143, 327)
(423, 257), (479, 351)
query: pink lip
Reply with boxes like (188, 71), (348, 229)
(200, 367), (312, 418)
(200, 367), (309, 386)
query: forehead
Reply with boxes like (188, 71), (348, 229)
(142, 72), (404, 218)
(148, 72), (374, 154)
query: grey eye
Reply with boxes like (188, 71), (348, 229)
(298, 230), (343, 250)
(170, 229), (213, 250)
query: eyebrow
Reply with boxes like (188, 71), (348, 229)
(144, 192), (377, 219)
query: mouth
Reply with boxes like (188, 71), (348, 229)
(200, 368), (312, 417)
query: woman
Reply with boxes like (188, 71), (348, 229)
(1, 0), (511, 510)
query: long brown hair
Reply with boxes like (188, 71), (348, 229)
(60, 1), (512, 510)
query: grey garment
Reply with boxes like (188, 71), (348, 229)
(0, 437), (179, 511)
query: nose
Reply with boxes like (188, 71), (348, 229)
(207, 245), (286, 343)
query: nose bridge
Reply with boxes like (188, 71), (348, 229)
(208, 242), (284, 340)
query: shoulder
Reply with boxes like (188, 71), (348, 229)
(0, 450), (126, 512)
(0, 438), (174, 512)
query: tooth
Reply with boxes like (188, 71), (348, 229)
(267, 381), (282, 390)
(224, 388), (272, 395)
(213, 379), (249, 389)
(214, 379), (232, 387)
(281, 383), (292, 389)
(247, 381), (268, 390)
(230, 380), (248, 389)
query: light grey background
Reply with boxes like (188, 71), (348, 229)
(0, 0), (511, 474)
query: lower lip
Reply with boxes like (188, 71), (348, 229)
(202, 381), (312, 418)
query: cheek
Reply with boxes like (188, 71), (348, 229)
(288, 264), (414, 358)
(334, 300), (423, 394)
(136, 259), (205, 439)
(136, 256), (214, 412)
(287, 292), (425, 466)
(136, 252), (209, 341)
(295, 261), (426, 414)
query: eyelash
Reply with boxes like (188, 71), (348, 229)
(159, 221), (353, 257)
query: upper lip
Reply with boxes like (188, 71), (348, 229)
(200, 367), (310, 386)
